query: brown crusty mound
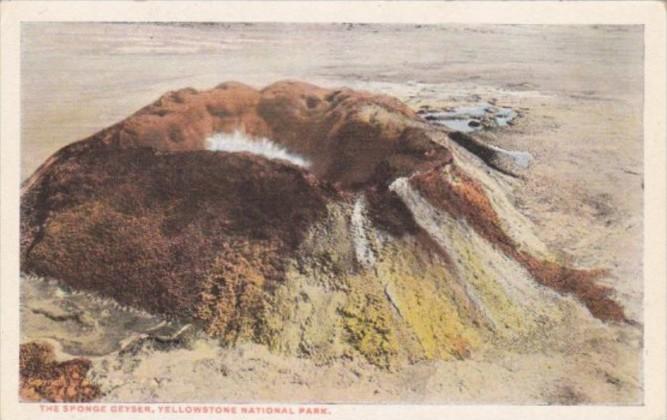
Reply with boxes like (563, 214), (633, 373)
(20, 80), (627, 343)
(20, 81), (452, 322)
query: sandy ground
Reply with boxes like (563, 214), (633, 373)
(20, 23), (643, 404)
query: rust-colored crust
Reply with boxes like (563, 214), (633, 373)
(20, 342), (101, 402)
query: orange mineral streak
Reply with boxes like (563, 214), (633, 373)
(410, 164), (627, 322)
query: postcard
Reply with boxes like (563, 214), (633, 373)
(1, 2), (665, 419)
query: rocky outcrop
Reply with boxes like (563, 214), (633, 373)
(20, 342), (101, 402)
(21, 81), (627, 369)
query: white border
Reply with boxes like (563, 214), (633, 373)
(1, 2), (665, 419)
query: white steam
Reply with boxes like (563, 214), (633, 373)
(206, 130), (311, 168)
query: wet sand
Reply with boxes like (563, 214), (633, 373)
(20, 23), (643, 403)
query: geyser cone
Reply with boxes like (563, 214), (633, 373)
(20, 81), (627, 368)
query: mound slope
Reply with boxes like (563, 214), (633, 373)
(21, 81), (627, 369)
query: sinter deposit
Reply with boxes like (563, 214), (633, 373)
(20, 81), (630, 400)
